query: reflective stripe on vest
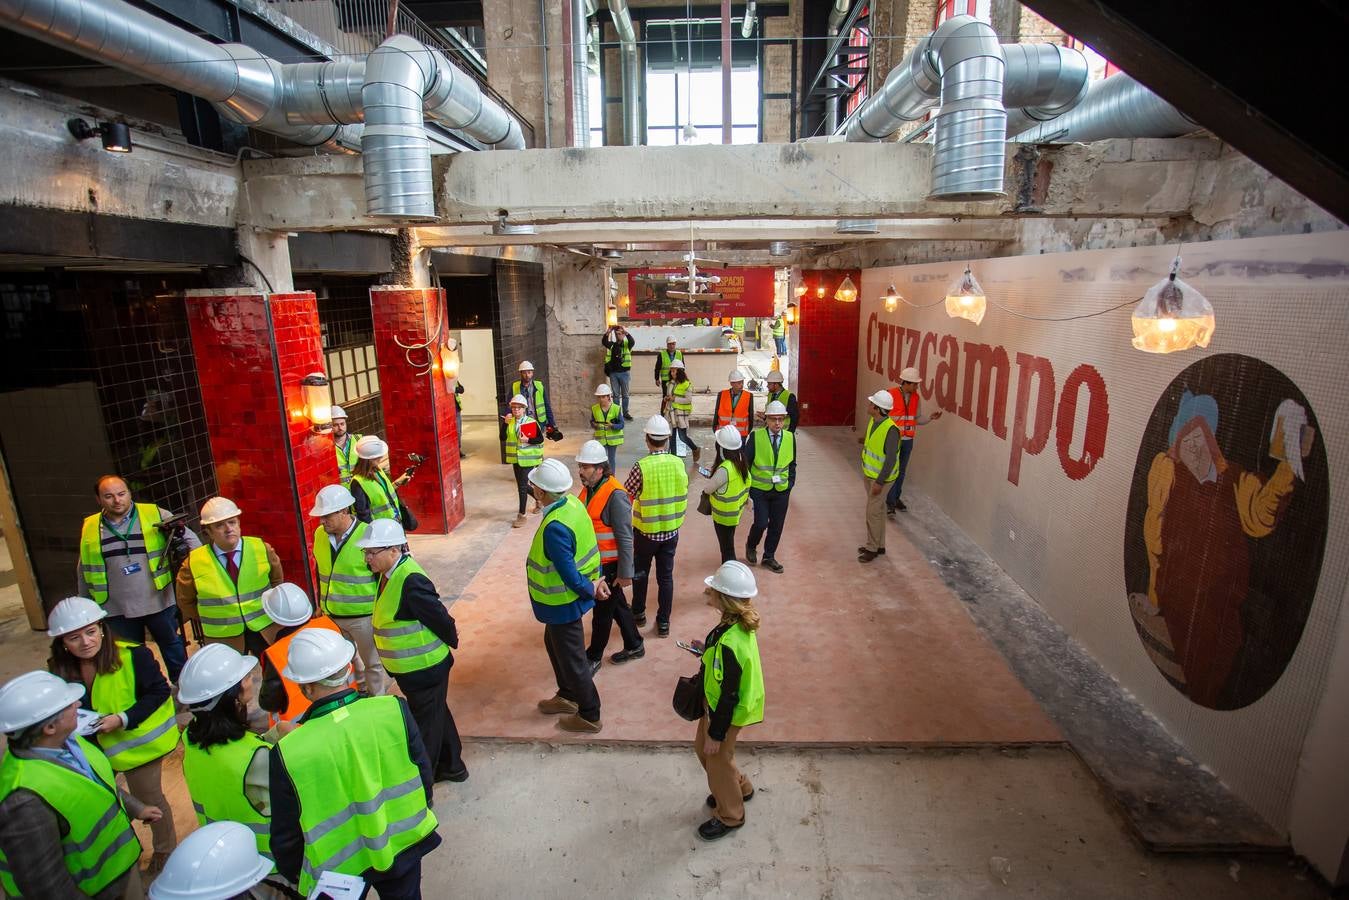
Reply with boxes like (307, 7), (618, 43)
(591, 403), (623, 446)
(352, 471), (400, 521)
(372, 558), (449, 674)
(633, 453), (688, 534)
(182, 733), (273, 863)
(605, 341), (633, 369)
(511, 380), (547, 420)
(527, 496), (601, 606)
(335, 433), (363, 482)
(771, 316), (785, 337)
(277, 695), (437, 896)
(79, 504), (171, 605)
(90, 641), (181, 771)
(709, 460), (749, 526)
(715, 390), (752, 437)
(0, 735), (141, 896)
(701, 622), (766, 727)
(658, 349), (684, 382)
(505, 416), (543, 467)
(264, 618), (353, 725)
(188, 538), (273, 638)
(750, 429), (795, 492)
(314, 522), (379, 617)
(891, 389), (920, 438)
(583, 477), (624, 565)
(671, 380), (693, 414)
(862, 418), (899, 482)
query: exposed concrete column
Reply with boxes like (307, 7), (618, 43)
(390, 228), (434, 289)
(482, 0), (566, 146)
(232, 226), (295, 293)
(543, 251), (608, 428)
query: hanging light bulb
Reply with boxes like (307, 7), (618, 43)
(1131, 254), (1215, 353)
(606, 304), (619, 328)
(785, 302), (798, 325)
(794, 281), (807, 299)
(944, 266), (987, 325)
(815, 281), (826, 299)
(834, 274), (858, 303)
(882, 284), (901, 313)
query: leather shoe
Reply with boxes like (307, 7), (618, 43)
(436, 767), (469, 783)
(623, 414), (634, 421)
(762, 558), (784, 574)
(856, 546), (885, 556)
(588, 657), (602, 675)
(706, 788), (754, 808)
(696, 818), (742, 841)
(634, 612), (647, 627)
(656, 622), (670, 638)
(610, 645), (645, 664)
(858, 549), (881, 563)
(896, 499), (908, 511)
(745, 547), (758, 564)
(537, 694), (579, 715)
(557, 714), (602, 734)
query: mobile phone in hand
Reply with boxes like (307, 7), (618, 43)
(675, 640), (702, 655)
(697, 466), (712, 478)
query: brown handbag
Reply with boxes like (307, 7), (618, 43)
(672, 672), (705, 721)
(696, 491), (713, 517)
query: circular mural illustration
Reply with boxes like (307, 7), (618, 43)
(1123, 353), (1328, 710)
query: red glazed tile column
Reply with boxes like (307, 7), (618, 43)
(370, 287), (464, 534)
(793, 270), (862, 427)
(185, 290), (330, 596)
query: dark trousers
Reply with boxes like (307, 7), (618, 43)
(631, 531), (679, 626)
(396, 663), (465, 779)
(513, 463), (530, 515)
(106, 604), (187, 683)
(544, 619), (601, 721)
(363, 855), (423, 900)
(713, 521), (738, 564)
(587, 562), (643, 659)
(747, 488), (791, 558)
(886, 438), (915, 509)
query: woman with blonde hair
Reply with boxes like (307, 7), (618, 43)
(690, 560), (765, 841)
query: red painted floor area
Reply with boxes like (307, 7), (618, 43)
(434, 427), (1061, 746)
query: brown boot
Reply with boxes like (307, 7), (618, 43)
(557, 714), (602, 734)
(537, 694), (579, 715)
(513, 514), (527, 528)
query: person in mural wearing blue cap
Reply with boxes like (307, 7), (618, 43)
(1138, 390), (1312, 707)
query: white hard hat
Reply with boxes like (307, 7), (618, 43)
(46, 596), (107, 638)
(177, 644), (258, 706)
(868, 390), (894, 411)
(0, 671), (85, 733)
(355, 435), (388, 460)
(669, 359), (685, 370)
(728, 370), (745, 383)
(282, 628), (355, 684)
(518, 360), (535, 371)
(715, 425), (742, 450)
(899, 366), (920, 383)
(528, 458), (573, 493)
(330, 405), (348, 420)
(665, 335), (676, 343)
(704, 560), (758, 599)
(594, 383), (612, 396)
(309, 484), (356, 517)
(148, 821), (273, 900)
(509, 394), (528, 407)
(261, 583), (314, 627)
(766, 370), (784, 383)
(765, 400), (788, 417)
(644, 414), (672, 438)
(199, 496), (242, 526)
(356, 518), (408, 549)
(577, 440), (609, 465)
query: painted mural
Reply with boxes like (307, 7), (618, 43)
(1123, 354), (1329, 710)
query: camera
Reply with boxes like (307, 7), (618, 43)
(404, 452), (427, 480)
(155, 512), (194, 578)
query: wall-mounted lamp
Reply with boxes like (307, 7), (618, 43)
(944, 266), (987, 325)
(815, 281), (826, 299)
(68, 118), (132, 153)
(785, 302), (798, 325)
(1131, 255), (1215, 353)
(834, 275), (858, 303)
(300, 372), (333, 433)
(439, 339), (460, 379)
(606, 304), (619, 328)
(882, 284), (901, 313)
(794, 282), (808, 299)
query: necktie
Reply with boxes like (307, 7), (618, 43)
(224, 551), (240, 583)
(772, 433), (780, 452)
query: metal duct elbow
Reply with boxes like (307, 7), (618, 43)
(609, 0), (641, 145)
(1009, 73), (1197, 144)
(424, 50), (526, 148)
(845, 35), (940, 141)
(363, 35), (437, 219)
(1000, 43), (1089, 137)
(570, 0), (591, 146)
(927, 15), (1006, 200)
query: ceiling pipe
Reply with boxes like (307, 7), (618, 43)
(824, 0), (852, 134)
(570, 0), (591, 146)
(1001, 43), (1090, 138)
(608, 0), (642, 145)
(1008, 72), (1198, 144)
(741, 0), (757, 38)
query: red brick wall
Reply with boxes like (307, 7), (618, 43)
(370, 287), (465, 534)
(791, 270), (862, 427)
(185, 291), (328, 595)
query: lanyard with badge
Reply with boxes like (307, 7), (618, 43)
(104, 507), (143, 577)
(767, 430), (785, 485)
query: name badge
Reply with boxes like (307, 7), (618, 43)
(771, 475), (783, 484)
(121, 562), (142, 576)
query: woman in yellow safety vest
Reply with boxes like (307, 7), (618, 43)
(689, 561), (765, 842)
(700, 425), (750, 564)
(664, 359), (695, 456)
(46, 595), (179, 875)
(350, 434), (415, 528)
(505, 393), (546, 528)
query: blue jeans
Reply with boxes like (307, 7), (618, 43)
(774, 336), (787, 356)
(609, 370), (631, 416)
(106, 603), (187, 683)
(605, 443), (618, 471)
(886, 438), (915, 509)
(455, 404), (464, 453)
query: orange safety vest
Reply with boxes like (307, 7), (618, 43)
(584, 476), (624, 565)
(715, 390), (752, 438)
(263, 616), (355, 726)
(889, 388), (920, 439)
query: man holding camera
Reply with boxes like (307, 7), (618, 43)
(76, 475), (199, 683)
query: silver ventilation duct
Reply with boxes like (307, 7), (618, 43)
(926, 16), (1006, 199)
(769, 240), (791, 257)
(1000, 43), (1090, 138)
(1008, 73), (1197, 144)
(824, 0), (852, 134)
(570, 0), (591, 146)
(845, 35), (940, 142)
(609, 0), (642, 145)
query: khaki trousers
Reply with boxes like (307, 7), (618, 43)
(122, 757), (175, 854)
(335, 614), (387, 696)
(863, 475), (888, 552)
(694, 717), (753, 827)
(206, 622), (282, 655)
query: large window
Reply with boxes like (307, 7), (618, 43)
(646, 68), (759, 145)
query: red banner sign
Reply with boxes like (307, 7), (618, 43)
(626, 267), (776, 320)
